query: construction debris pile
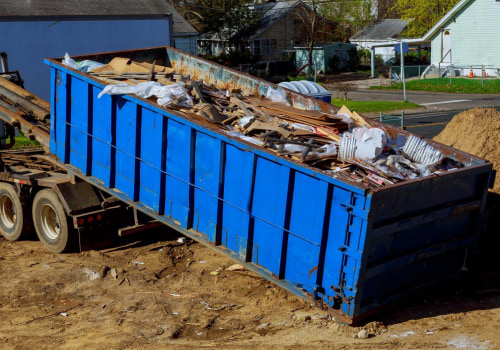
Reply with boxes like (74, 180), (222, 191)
(63, 55), (464, 189)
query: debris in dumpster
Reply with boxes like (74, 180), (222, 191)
(78, 56), (466, 189)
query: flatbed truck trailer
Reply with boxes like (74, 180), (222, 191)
(0, 75), (158, 252)
(0, 46), (495, 325)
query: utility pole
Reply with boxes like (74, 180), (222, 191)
(400, 40), (407, 102)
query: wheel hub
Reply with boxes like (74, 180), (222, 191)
(0, 194), (16, 229)
(40, 203), (61, 240)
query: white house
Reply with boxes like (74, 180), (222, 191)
(420, 0), (500, 77)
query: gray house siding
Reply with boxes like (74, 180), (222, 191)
(253, 13), (296, 60)
(174, 34), (198, 55)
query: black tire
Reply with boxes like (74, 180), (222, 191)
(32, 189), (74, 253)
(0, 182), (29, 241)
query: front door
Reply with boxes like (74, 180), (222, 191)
(441, 29), (452, 65)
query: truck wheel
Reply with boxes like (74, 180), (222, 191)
(0, 183), (27, 241)
(32, 189), (73, 253)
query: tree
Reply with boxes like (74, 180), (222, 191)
(391, 0), (460, 37)
(295, 0), (328, 75)
(319, 0), (376, 42)
(171, 0), (257, 53)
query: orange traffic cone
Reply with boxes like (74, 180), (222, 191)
(469, 66), (473, 78)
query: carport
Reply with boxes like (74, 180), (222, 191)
(367, 39), (431, 78)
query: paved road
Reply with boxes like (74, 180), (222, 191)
(380, 109), (465, 138)
(348, 89), (500, 110)
(345, 86), (500, 138)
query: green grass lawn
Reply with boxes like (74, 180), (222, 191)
(8, 134), (41, 149)
(331, 98), (421, 114)
(371, 77), (500, 94)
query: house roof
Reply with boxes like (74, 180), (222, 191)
(240, 0), (301, 41)
(350, 19), (412, 42)
(421, 0), (471, 40)
(0, 0), (197, 34)
(199, 0), (302, 42)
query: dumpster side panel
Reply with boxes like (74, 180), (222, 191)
(251, 158), (291, 275)
(115, 99), (140, 200)
(91, 88), (114, 189)
(193, 132), (222, 242)
(221, 146), (254, 260)
(52, 70), (70, 164)
(69, 78), (91, 175)
(165, 119), (193, 228)
(139, 108), (165, 213)
(285, 173), (329, 291)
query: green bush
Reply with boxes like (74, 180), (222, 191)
(327, 55), (341, 74)
(347, 47), (361, 72)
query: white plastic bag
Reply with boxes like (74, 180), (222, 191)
(97, 81), (158, 99)
(226, 131), (264, 146)
(155, 84), (194, 108)
(77, 60), (105, 73)
(62, 53), (77, 69)
(266, 87), (290, 105)
(98, 81), (193, 108)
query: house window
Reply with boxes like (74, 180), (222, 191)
(253, 40), (261, 55)
(262, 39), (270, 55)
(270, 39), (277, 54)
(253, 39), (277, 55)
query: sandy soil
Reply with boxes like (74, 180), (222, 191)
(1, 108), (500, 349)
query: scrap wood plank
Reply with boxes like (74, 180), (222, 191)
(249, 98), (345, 122)
(243, 103), (336, 126)
(244, 119), (292, 138)
(256, 104), (329, 121)
(316, 126), (341, 142)
(270, 113), (346, 128)
(90, 57), (173, 75)
(134, 61), (174, 74)
(230, 96), (269, 120)
(338, 105), (371, 128)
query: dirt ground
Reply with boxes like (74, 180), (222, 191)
(1, 109), (500, 349)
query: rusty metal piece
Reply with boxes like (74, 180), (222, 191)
(0, 84), (49, 121)
(0, 78), (50, 151)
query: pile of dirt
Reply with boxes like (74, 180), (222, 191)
(434, 108), (500, 193)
